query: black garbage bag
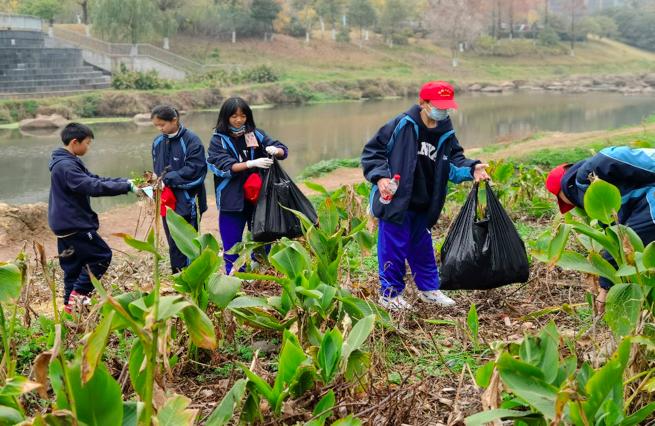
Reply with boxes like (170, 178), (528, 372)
(439, 181), (529, 290)
(251, 158), (318, 242)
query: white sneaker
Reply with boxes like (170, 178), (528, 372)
(418, 290), (456, 307)
(378, 294), (413, 311)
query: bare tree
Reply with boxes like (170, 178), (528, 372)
(424, 0), (485, 67)
(565, 0), (586, 55)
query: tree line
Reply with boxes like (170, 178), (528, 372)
(2, 0), (655, 55)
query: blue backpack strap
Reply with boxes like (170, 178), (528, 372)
(179, 137), (187, 156)
(437, 130), (455, 150)
(219, 133), (239, 158)
(387, 115), (419, 157)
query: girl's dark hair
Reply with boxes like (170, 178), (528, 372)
(215, 97), (256, 134)
(151, 105), (179, 122)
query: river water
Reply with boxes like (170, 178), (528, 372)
(1, 92), (654, 209)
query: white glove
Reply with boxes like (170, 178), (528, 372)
(247, 158), (274, 169)
(265, 146), (281, 157)
(128, 179), (138, 193)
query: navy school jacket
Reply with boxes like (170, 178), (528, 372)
(152, 126), (208, 218)
(48, 148), (131, 235)
(206, 129), (288, 212)
(561, 146), (655, 234)
(361, 104), (480, 228)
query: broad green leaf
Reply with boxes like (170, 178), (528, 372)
(122, 401), (143, 426)
(621, 402), (655, 426)
(296, 287), (323, 299)
(475, 361), (495, 388)
(307, 390), (335, 426)
(304, 181), (330, 196)
(156, 395), (197, 426)
(56, 361), (123, 426)
(548, 224), (570, 264)
(196, 233), (220, 254)
(584, 179), (621, 225)
(239, 366), (275, 406)
(557, 250), (603, 275)
(82, 311), (115, 384)
(342, 315), (375, 363)
(571, 338), (631, 425)
(467, 303), (479, 348)
(128, 341), (147, 400)
(103, 291), (144, 330)
(230, 307), (291, 331)
(614, 224), (645, 253)
(0, 406), (23, 424)
(589, 252), (619, 284)
(205, 379), (248, 426)
(227, 296), (269, 309)
(115, 233), (160, 258)
(568, 221), (621, 261)
(643, 241), (655, 270)
(604, 283), (643, 337)
(269, 241), (311, 280)
(181, 305), (217, 350)
(0, 376), (41, 398)
(0, 263), (21, 303)
(344, 350), (370, 384)
(318, 197), (339, 235)
(492, 162), (515, 183)
(339, 295), (394, 329)
(166, 209), (201, 260)
(496, 353), (558, 420)
(206, 274), (241, 309)
(273, 331), (309, 398)
(174, 249), (219, 295)
(317, 329), (343, 384)
(465, 408), (538, 426)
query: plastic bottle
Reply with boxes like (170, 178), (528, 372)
(380, 174), (400, 204)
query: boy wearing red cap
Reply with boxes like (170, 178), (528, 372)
(546, 146), (655, 310)
(362, 81), (489, 310)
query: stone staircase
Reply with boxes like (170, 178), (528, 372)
(0, 29), (111, 98)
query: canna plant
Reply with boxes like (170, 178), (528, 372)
(533, 178), (655, 338)
(467, 323), (655, 426)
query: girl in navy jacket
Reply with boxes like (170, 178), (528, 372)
(206, 97), (288, 274)
(151, 105), (207, 273)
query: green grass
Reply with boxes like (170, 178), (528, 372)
(298, 158), (360, 180)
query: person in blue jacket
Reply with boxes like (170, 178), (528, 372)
(361, 81), (489, 311)
(48, 123), (136, 314)
(546, 146), (655, 312)
(206, 97), (288, 274)
(151, 105), (207, 273)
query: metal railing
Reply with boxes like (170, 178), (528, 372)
(0, 13), (44, 32)
(51, 27), (206, 73)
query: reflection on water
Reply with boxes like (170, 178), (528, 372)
(1, 92), (654, 208)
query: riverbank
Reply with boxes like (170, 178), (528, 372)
(2, 73), (655, 129)
(2, 119), (654, 260)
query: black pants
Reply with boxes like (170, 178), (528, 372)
(57, 231), (112, 304)
(162, 213), (199, 273)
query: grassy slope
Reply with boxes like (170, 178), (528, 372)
(169, 32), (655, 86)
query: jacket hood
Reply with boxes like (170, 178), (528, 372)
(405, 104), (455, 135)
(49, 148), (77, 171)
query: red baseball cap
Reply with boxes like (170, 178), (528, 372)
(419, 81), (458, 110)
(545, 164), (574, 213)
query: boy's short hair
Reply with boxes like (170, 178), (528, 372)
(61, 123), (94, 145)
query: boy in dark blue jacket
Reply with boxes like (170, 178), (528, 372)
(48, 123), (135, 313)
(151, 105), (207, 273)
(362, 81), (489, 311)
(546, 146), (655, 311)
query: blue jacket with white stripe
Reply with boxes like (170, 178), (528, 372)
(561, 146), (655, 234)
(361, 104), (480, 228)
(206, 129), (288, 212)
(152, 126), (207, 218)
